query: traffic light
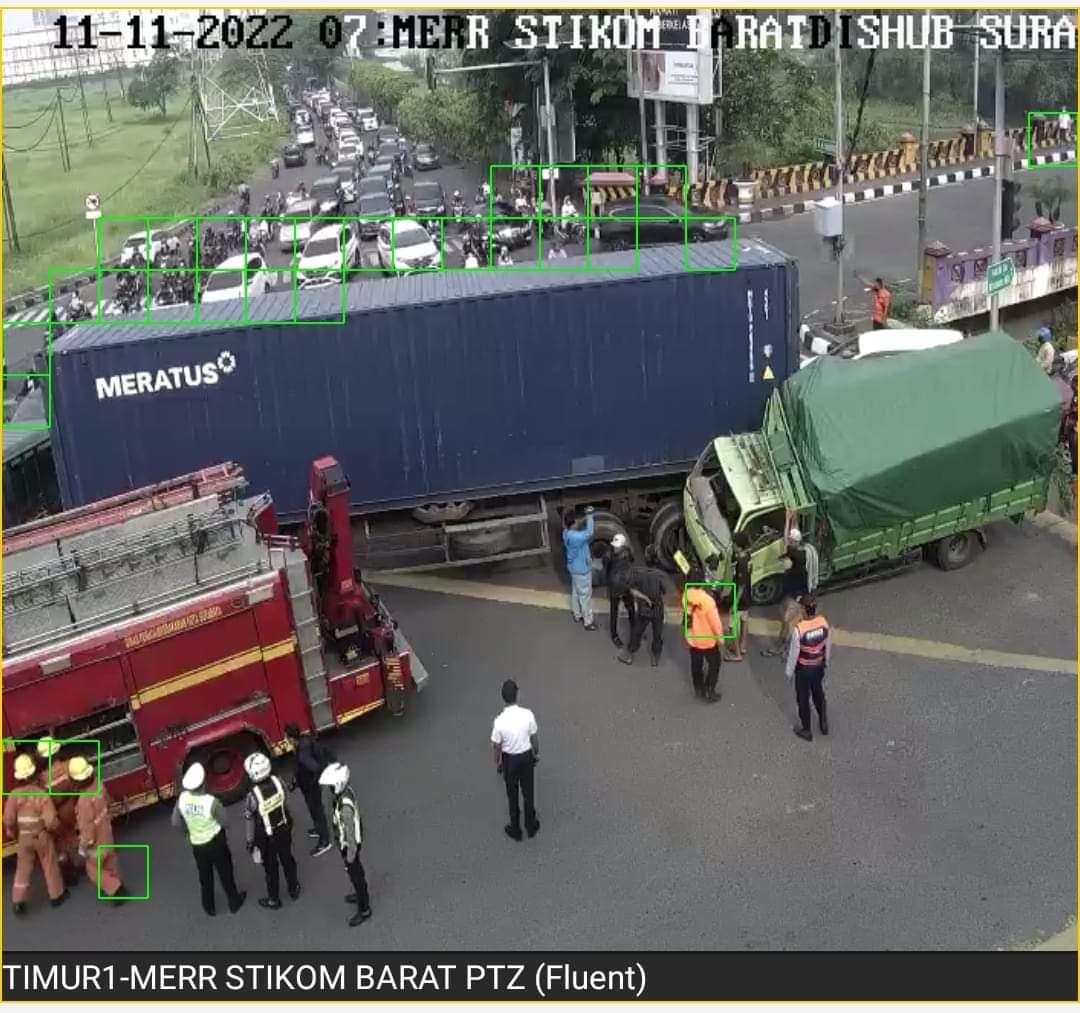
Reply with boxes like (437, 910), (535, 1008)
(1000, 179), (1022, 241)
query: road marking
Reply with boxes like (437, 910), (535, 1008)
(371, 572), (1076, 676)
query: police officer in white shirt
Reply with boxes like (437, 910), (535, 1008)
(491, 680), (540, 842)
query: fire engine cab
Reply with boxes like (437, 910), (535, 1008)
(2, 458), (429, 851)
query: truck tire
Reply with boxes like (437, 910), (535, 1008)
(588, 511), (629, 587)
(648, 499), (682, 547)
(750, 575), (784, 606)
(933, 531), (978, 571)
(185, 731), (263, 805)
(651, 507), (690, 574)
(412, 501), (473, 525)
(450, 524), (513, 559)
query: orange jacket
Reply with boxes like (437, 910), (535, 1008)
(685, 587), (725, 649)
(872, 286), (892, 324)
(75, 786), (115, 850)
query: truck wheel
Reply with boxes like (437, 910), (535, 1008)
(750, 575), (784, 606)
(651, 508), (689, 573)
(412, 501), (473, 525)
(934, 531), (978, 571)
(588, 511), (629, 587)
(450, 525), (513, 559)
(185, 732), (262, 805)
(648, 499), (682, 547)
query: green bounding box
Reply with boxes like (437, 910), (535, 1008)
(682, 582), (738, 641)
(488, 164), (543, 221)
(1026, 111), (1078, 169)
(684, 215), (739, 273)
(98, 844), (151, 901)
(49, 738), (104, 796)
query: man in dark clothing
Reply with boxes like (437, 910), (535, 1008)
(724, 530), (753, 662)
(618, 548), (666, 667)
(604, 533), (636, 648)
(242, 752), (300, 910)
(283, 723), (334, 857)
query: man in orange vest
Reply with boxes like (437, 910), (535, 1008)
(684, 565), (726, 702)
(785, 594), (831, 740)
(2, 754), (69, 914)
(870, 277), (892, 330)
(69, 756), (126, 901)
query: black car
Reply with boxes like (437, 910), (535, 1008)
(357, 192), (395, 239)
(281, 143), (306, 168)
(410, 180), (445, 217)
(467, 199), (534, 249)
(358, 174), (390, 200)
(598, 196), (730, 250)
(370, 157), (400, 186)
(413, 143), (440, 170)
(310, 176), (344, 216)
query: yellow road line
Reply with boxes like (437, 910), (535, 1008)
(372, 573), (1077, 676)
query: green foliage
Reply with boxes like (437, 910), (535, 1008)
(128, 50), (179, 116)
(347, 61), (417, 124)
(1029, 176), (1068, 224)
(398, 87), (487, 162)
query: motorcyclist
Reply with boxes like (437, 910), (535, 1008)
(238, 183), (251, 214)
(297, 180), (308, 199)
(561, 195), (577, 218)
(497, 245), (513, 267)
(1036, 326), (1056, 374)
(464, 250), (480, 270)
(67, 292), (89, 320)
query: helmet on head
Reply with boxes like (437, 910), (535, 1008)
(319, 762), (350, 794)
(611, 533), (627, 551)
(787, 527), (803, 545)
(182, 762), (206, 792)
(68, 756), (94, 782)
(13, 754), (36, 781)
(36, 737), (60, 759)
(244, 752), (272, 782)
(1038, 326), (1053, 340)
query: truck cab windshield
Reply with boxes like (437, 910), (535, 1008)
(687, 443), (733, 555)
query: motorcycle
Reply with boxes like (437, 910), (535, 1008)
(451, 198), (466, 232)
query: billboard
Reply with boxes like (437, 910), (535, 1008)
(627, 49), (713, 105)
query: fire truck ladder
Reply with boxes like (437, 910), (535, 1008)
(266, 538), (335, 731)
(2, 500), (270, 657)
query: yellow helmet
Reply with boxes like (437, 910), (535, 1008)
(13, 754), (37, 781)
(67, 756), (94, 782)
(36, 737), (61, 758)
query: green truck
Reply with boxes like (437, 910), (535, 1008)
(681, 330), (1063, 603)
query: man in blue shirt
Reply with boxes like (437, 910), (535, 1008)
(563, 506), (598, 630)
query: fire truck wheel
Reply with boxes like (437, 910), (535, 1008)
(186, 732), (263, 804)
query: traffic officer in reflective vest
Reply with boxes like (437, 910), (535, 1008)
(242, 752), (300, 910)
(68, 755), (125, 900)
(2, 754), (68, 913)
(170, 762), (247, 916)
(320, 762), (372, 927)
(36, 737), (80, 886)
(785, 594), (831, 741)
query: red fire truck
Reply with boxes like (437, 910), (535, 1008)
(2, 457), (429, 854)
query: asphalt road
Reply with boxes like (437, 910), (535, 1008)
(3, 516), (1075, 951)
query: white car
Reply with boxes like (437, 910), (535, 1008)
(357, 108), (378, 132)
(296, 223), (359, 282)
(799, 326), (965, 368)
(200, 253), (268, 304)
(294, 109), (311, 128)
(120, 229), (167, 265)
(296, 126), (315, 147)
(337, 142), (361, 165)
(278, 198), (316, 253)
(376, 219), (440, 273)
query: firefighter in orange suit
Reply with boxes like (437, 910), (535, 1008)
(69, 756), (125, 901)
(2, 754), (69, 914)
(37, 737), (80, 886)
(785, 594), (831, 741)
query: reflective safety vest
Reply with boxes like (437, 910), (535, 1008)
(794, 615), (830, 668)
(332, 789), (363, 851)
(178, 791), (222, 846)
(252, 776), (288, 836)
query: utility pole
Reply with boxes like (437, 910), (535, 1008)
(56, 89), (71, 172)
(74, 49), (93, 148)
(98, 51), (113, 123)
(916, 44), (930, 278)
(832, 10), (845, 329)
(990, 44), (1005, 331)
(972, 12), (980, 145)
(2, 157), (21, 253)
(637, 52), (650, 195)
(542, 56), (556, 213)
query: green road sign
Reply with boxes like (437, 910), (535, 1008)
(987, 257), (1015, 295)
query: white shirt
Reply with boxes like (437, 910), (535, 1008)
(1059, 112), (1072, 131)
(491, 704), (538, 755)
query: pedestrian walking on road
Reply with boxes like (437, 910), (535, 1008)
(68, 756), (125, 902)
(605, 532), (636, 648)
(491, 679), (540, 842)
(171, 762), (247, 917)
(723, 531), (753, 662)
(786, 594), (831, 741)
(1058, 107), (1073, 145)
(869, 277), (892, 330)
(36, 737), (80, 886)
(618, 549), (667, 667)
(684, 565), (725, 702)
(3, 754), (68, 914)
(243, 753), (301, 910)
(320, 763), (372, 926)
(564, 505), (598, 630)
(283, 723), (334, 857)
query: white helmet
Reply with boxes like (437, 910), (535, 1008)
(788, 527), (803, 544)
(319, 762), (350, 794)
(182, 762), (206, 791)
(611, 533), (627, 550)
(244, 752), (272, 782)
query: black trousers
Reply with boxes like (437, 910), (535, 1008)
(628, 606), (664, 660)
(610, 592), (636, 644)
(343, 849), (370, 911)
(300, 782), (329, 846)
(191, 831), (242, 915)
(502, 750), (537, 834)
(258, 825), (299, 902)
(794, 664), (827, 731)
(689, 646), (721, 694)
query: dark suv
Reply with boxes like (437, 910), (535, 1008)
(598, 196), (730, 250)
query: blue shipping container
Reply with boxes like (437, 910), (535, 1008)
(51, 241), (798, 520)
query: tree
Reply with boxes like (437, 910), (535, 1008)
(128, 50), (179, 116)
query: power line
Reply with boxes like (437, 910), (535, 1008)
(5, 101), (59, 131)
(1, 97), (58, 153)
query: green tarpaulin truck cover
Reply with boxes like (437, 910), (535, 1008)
(780, 330), (1062, 543)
